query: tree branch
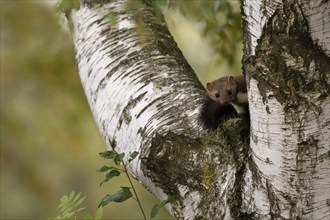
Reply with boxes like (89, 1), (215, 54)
(68, 0), (247, 218)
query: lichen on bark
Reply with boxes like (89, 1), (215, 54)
(248, 1), (330, 107)
(142, 116), (248, 218)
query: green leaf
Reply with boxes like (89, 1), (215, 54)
(99, 170), (121, 187)
(150, 197), (175, 219)
(54, 191), (86, 219)
(60, 202), (75, 219)
(99, 151), (116, 159)
(94, 207), (104, 220)
(113, 152), (125, 165)
(68, 191), (75, 201)
(60, 202), (72, 213)
(96, 165), (113, 172)
(62, 211), (75, 219)
(72, 192), (81, 203)
(128, 151), (139, 162)
(76, 207), (85, 213)
(75, 196), (86, 207)
(98, 187), (132, 207)
(72, 192), (85, 206)
(99, 151), (125, 165)
(61, 206), (73, 214)
(57, 0), (80, 15)
(59, 195), (69, 207)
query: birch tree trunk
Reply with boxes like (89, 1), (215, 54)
(242, 0), (330, 219)
(66, 0), (329, 219)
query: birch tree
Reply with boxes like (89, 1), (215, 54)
(63, 0), (330, 219)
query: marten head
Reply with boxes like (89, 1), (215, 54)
(206, 76), (237, 105)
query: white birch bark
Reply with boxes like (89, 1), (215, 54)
(66, 0), (330, 219)
(242, 0), (330, 219)
(68, 0), (244, 219)
(69, 1), (204, 216)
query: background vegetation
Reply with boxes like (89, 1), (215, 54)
(0, 0), (242, 219)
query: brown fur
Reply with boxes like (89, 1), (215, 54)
(203, 75), (250, 137)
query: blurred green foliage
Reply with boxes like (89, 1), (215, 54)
(50, 191), (88, 220)
(1, 0), (242, 219)
(168, 0), (242, 66)
(164, 0), (243, 84)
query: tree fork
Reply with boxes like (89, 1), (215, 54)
(66, 0), (330, 219)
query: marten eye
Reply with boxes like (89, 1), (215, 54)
(215, 93), (219, 98)
(227, 90), (232, 95)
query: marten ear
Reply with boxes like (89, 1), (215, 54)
(228, 76), (236, 86)
(206, 82), (215, 91)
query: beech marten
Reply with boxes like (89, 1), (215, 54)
(200, 75), (250, 136)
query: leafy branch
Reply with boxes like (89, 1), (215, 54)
(97, 150), (146, 219)
(97, 150), (174, 220)
(50, 150), (174, 220)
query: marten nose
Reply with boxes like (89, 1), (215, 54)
(221, 100), (230, 105)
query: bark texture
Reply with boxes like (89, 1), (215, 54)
(67, 0), (329, 219)
(242, 0), (330, 219)
(69, 0), (247, 219)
